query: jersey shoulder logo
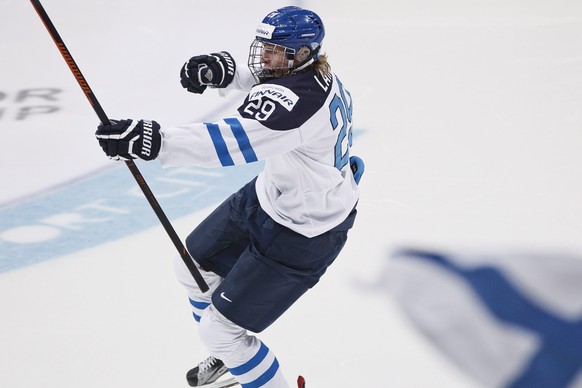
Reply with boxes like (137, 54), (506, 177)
(248, 83), (300, 112)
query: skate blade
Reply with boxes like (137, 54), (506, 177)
(199, 376), (239, 388)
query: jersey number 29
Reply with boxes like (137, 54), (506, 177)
(329, 78), (353, 171)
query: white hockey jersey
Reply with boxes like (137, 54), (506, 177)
(159, 67), (359, 238)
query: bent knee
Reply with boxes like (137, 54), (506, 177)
(199, 305), (246, 358)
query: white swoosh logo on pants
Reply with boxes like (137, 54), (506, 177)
(220, 292), (232, 303)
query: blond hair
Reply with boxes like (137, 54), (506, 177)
(312, 53), (331, 76)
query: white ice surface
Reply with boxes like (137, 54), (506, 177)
(1, 0), (582, 387)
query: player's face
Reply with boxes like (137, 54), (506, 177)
(248, 40), (294, 81)
(261, 43), (288, 72)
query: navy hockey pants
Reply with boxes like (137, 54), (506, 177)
(185, 177), (357, 333)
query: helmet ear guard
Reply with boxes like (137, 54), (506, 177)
(295, 46), (312, 63)
(291, 45), (323, 73)
(300, 43), (323, 62)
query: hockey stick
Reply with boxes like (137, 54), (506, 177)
(29, 0), (209, 293)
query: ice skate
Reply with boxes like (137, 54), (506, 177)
(186, 356), (237, 387)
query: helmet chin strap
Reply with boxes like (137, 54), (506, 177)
(292, 58), (315, 73)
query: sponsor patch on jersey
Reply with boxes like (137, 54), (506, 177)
(248, 84), (300, 111)
(255, 23), (275, 39)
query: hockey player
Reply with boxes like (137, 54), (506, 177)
(95, 6), (362, 388)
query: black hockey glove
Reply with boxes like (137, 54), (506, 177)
(95, 119), (161, 161)
(180, 51), (236, 94)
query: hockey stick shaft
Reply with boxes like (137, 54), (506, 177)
(30, 0), (209, 293)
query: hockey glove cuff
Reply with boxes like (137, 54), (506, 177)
(95, 119), (161, 161)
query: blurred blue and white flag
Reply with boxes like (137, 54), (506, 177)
(387, 248), (582, 388)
